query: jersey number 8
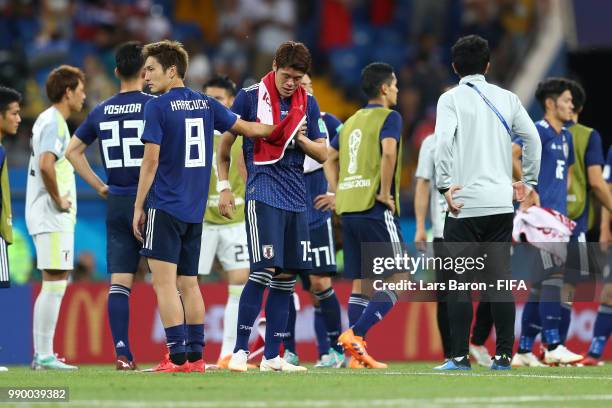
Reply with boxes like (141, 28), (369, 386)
(185, 118), (206, 168)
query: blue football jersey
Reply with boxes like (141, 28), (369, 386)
(231, 84), (326, 212)
(305, 112), (342, 229)
(141, 87), (237, 223)
(75, 91), (154, 195)
(533, 120), (575, 215)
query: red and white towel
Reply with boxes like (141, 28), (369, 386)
(512, 206), (576, 263)
(254, 71), (307, 165)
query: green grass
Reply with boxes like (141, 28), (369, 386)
(0, 363), (611, 407)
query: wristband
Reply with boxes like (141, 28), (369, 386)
(326, 192), (335, 196)
(216, 180), (231, 193)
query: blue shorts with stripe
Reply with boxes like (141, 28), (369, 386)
(140, 208), (202, 276)
(107, 194), (141, 274)
(0, 236), (9, 288)
(341, 210), (404, 280)
(245, 200), (312, 272)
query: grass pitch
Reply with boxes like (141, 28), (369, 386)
(0, 362), (611, 407)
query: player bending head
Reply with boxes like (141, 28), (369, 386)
(142, 40), (189, 94)
(272, 41), (311, 98)
(115, 41), (145, 83)
(46, 65), (86, 113)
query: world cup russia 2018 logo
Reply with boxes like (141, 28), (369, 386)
(348, 129), (362, 175)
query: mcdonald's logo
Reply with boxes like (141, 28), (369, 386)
(64, 288), (107, 360)
(404, 302), (442, 359)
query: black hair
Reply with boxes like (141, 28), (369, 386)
(0, 86), (22, 115)
(451, 35), (490, 77)
(360, 62), (395, 99)
(567, 79), (586, 113)
(115, 41), (145, 79)
(203, 75), (237, 97)
(535, 78), (572, 110)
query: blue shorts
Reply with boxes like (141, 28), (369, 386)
(297, 218), (338, 291)
(140, 208), (202, 276)
(107, 194), (141, 274)
(341, 210), (404, 280)
(245, 200), (311, 272)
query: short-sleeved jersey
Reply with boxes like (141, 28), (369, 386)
(415, 134), (446, 238)
(605, 146), (612, 184)
(331, 104), (403, 219)
(231, 84), (326, 212)
(75, 91), (154, 195)
(522, 120), (574, 215)
(304, 112), (342, 229)
(25, 106), (77, 235)
(141, 87), (237, 223)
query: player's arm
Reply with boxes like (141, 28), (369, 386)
(297, 136), (327, 163)
(377, 138), (397, 213)
(601, 188), (611, 248)
(133, 143), (159, 242)
(314, 146), (339, 211)
(588, 165), (612, 212)
(66, 136), (108, 199)
(230, 118), (274, 138)
(512, 142), (522, 182)
(511, 97), (541, 189)
(414, 177), (430, 244)
(217, 131), (237, 219)
(39, 152), (71, 212)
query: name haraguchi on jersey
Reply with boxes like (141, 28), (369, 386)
(141, 87), (237, 224)
(75, 91), (154, 195)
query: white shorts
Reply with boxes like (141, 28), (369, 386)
(198, 222), (249, 275)
(33, 232), (74, 271)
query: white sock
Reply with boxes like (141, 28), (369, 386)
(220, 284), (244, 358)
(33, 280), (67, 359)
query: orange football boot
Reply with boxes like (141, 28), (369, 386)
(338, 329), (388, 369)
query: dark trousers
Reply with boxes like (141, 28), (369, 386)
(443, 213), (515, 358)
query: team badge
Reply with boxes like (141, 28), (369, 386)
(263, 245), (274, 259)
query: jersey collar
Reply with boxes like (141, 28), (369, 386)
(459, 74), (486, 85)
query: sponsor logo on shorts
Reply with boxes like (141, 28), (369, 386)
(262, 245), (274, 259)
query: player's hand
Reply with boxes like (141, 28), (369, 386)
(55, 193), (72, 212)
(219, 189), (236, 219)
(132, 206), (145, 243)
(444, 185), (464, 215)
(314, 193), (335, 211)
(376, 193), (395, 213)
(414, 227), (427, 252)
(519, 189), (540, 212)
(97, 184), (109, 200)
(512, 181), (532, 202)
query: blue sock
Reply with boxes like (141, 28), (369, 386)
(348, 293), (369, 327)
(315, 287), (343, 354)
(264, 278), (295, 360)
(314, 307), (330, 357)
(539, 282), (562, 347)
(518, 291), (542, 353)
(186, 324), (204, 361)
(164, 324), (186, 364)
(283, 295), (297, 353)
(108, 284), (133, 361)
(559, 303), (572, 344)
(234, 271), (271, 353)
(588, 304), (612, 358)
(352, 290), (397, 337)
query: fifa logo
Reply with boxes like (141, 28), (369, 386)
(348, 129), (362, 175)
